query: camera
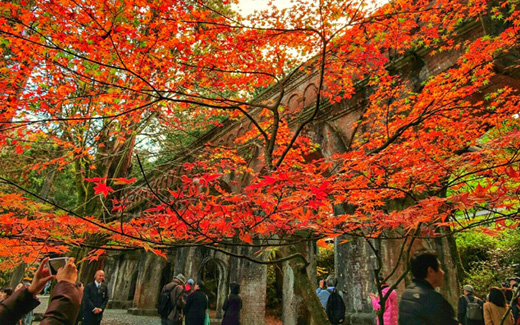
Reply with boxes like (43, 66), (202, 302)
(46, 257), (69, 276)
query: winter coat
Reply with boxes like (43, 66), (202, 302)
(160, 280), (185, 324)
(184, 289), (208, 325)
(222, 294), (242, 325)
(41, 281), (82, 325)
(457, 294), (484, 325)
(483, 302), (514, 325)
(0, 287), (40, 325)
(0, 282), (82, 325)
(371, 285), (398, 325)
(398, 279), (458, 325)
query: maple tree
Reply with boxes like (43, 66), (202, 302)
(1, 0), (520, 323)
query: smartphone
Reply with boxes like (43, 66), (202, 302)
(46, 257), (69, 276)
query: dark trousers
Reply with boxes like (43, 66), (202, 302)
(82, 315), (102, 325)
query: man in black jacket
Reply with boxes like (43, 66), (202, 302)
(398, 249), (458, 325)
(82, 270), (109, 325)
(457, 284), (484, 325)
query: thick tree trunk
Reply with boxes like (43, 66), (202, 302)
(282, 245), (330, 325)
(9, 262), (25, 288)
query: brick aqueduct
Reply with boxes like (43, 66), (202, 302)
(76, 19), (519, 324)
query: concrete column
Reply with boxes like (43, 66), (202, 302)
(129, 252), (169, 315)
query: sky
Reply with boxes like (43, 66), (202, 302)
(235, 0), (389, 16)
(235, 0), (293, 16)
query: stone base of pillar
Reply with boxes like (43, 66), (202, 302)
(108, 300), (132, 309)
(345, 312), (376, 324)
(127, 308), (157, 316)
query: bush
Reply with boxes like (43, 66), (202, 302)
(456, 228), (520, 298)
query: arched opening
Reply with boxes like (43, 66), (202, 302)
(127, 271), (138, 301)
(198, 257), (228, 319)
(265, 253), (284, 324)
(201, 259), (219, 309)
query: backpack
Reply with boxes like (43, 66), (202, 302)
(326, 288), (346, 324)
(464, 295), (483, 321)
(157, 284), (176, 318)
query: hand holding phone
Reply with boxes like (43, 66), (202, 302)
(46, 257), (69, 276)
(56, 258), (78, 284)
(28, 257), (55, 296)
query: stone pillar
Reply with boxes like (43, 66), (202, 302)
(282, 261), (303, 325)
(433, 234), (461, 306)
(175, 246), (203, 280)
(214, 258), (229, 319)
(129, 252), (169, 315)
(233, 247), (267, 325)
(107, 253), (140, 309)
(282, 241), (318, 325)
(335, 235), (376, 320)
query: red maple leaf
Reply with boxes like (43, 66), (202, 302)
(93, 182), (114, 197)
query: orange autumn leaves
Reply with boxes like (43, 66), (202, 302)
(0, 0), (519, 265)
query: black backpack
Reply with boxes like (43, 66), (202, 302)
(464, 295), (483, 321)
(157, 284), (176, 318)
(326, 288), (346, 324)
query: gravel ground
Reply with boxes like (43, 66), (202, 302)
(33, 308), (160, 325)
(32, 295), (161, 325)
(94, 309), (160, 325)
(31, 296), (282, 325)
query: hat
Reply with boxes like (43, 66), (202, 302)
(187, 279), (194, 285)
(175, 273), (186, 284)
(463, 285), (474, 293)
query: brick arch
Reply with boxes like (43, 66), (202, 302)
(288, 93), (300, 111)
(198, 257), (229, 318)
(237, 127), (245, 138)
(227, 134), (235, 147)
(303, 83), (318, 108)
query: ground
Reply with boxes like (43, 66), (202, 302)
(32, 296), (283, 324)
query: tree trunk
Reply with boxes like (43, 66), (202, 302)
(282, 245), (330, 325)
(9, 262), (25, 288)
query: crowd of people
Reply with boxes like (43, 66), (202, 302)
(0, 256), (243, 325)
(317, 249), (520, 325)
(1, 251), (519, 325)
(158, 273), (242, 325)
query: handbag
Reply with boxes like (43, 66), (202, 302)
(204, 312), (210, 325)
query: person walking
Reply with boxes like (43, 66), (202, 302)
(159, 273), (186, 325)
(222, 283), (241, 325)
(398, 249), (458, 325)
(369, 275), (398, 325)
(82, 270), (109, 325)
(483, 287), (514, 325)
(457, 284), (484, 325)
(184, 281), (208, 325)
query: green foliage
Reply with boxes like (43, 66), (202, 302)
(456, 228), (520, 298)
(317, 244), (334, 279)
(266, 263), (283, 314)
